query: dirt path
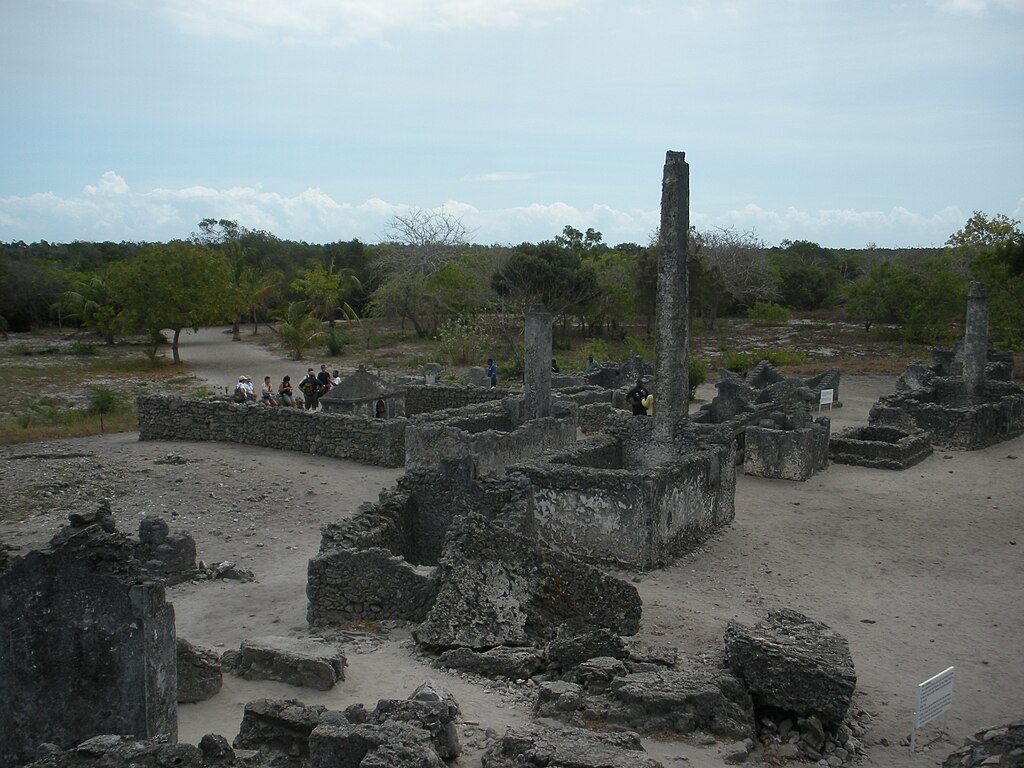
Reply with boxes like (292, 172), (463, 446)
(2, 330), (1021, 768)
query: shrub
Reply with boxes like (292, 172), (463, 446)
(68, 341), (98, 356)
(88, 385), (123, 433)
(325, 328), (352, 357)
(747, 301), (791, 326)
(438, 315), (492, 366)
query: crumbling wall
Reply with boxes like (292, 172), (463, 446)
(403, 383), (506, 416)
(511, 439), (736, 570)
(0, 522), (177, 766)
(137, 395), (407, 467)
(405, 399), (578, 476)
(743, 416), (831, 481)
(870, 380), (1024, 450)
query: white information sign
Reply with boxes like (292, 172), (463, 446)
(911, 666), (955, 751)
(818, 388), (834, 412)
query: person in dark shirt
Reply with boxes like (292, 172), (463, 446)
(626, 378), (650, 416)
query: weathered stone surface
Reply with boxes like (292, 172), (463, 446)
(829, 425), (932, 470)
(606, 667), (755, 739)
(308, 719), (444, 768)
(942, 721), (1024, 768)
(137, 395), (407, 467)
(743, 415), (830, 481)
(177, 638), (223, 703)
(227, 636), (346, 690)
(0, 518), (176, 767)
(724, 608), (856, 726)
(481, 723), (663, 768)
(546, 628), (628, 672)
(572, 657), (630, 694)
(20, 736), (204, 768)
(136, 516), (197, 583)
(371, 690), (461, 760)
(435, 646), (544, 680)
(623, 638), (678, 668)
(233, 698), (326, 758)
(535, 680), (585, 717)
(413, 513), (641, 650)
(197, 733), (235, 763)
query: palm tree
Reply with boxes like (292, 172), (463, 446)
(274, 301), (326, 360)
(292, 258), (362, 328)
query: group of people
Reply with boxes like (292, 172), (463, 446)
(233, 364), (342, 411)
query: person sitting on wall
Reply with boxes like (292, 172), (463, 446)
(626, 377), (650, 416)
(233, 375), (256, 403)
(586, 354), (600, 373)
(278, 375), (297, 407)
(332, 369), (342, 386)
(261, 376), (278, 407)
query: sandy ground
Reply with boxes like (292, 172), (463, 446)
(1, 326), (1021, 768)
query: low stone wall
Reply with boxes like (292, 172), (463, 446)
(405, 402), (577, 476)
(511, 440), (736, 570)
(830, 425), (933, 470)
(403, 383), (507, 417)
(870, 380), (1024, 450)
(136, 396), (407, 467)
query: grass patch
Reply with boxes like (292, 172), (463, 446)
(0, 407), (137, 445)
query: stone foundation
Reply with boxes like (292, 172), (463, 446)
(743, 416), (830, 481)
(829, 425), (932, 469)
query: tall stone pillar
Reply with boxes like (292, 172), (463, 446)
(963, 281), (989, 396)
(523, 304), (553, 420)
(654, 151), (690, 449)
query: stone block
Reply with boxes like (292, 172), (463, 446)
(435, 646), (544, 680)
(535, 681), (585, 717)
(724, 608), (856, 726)
(606, 667), (754, 739)
(546, 627), (628, 672)
(227, 636), (346, 690)
(743, 417), (830, 481)
(309, 719), (444, 768)
(176, 638), (223, 703)
(413, 514), (641, 650)
(233, 698), (326, 757)
(480, 723), (663, 768)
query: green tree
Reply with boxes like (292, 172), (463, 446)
(106, 241), (238, 363)
(274, 301), (326, 360)
(55, 272), (119, 343)
(292, 259), (361, 328)
(946, 212), (1024, 345)
(691, 228), (777, 329)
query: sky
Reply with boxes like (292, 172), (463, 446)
(1, 0), (1022, 250)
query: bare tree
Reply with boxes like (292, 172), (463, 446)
(692, 227), (778, 329)
(376, 207), (476, 276)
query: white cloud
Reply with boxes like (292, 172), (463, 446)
(0, 173), (982, 248)
(460, 171), (539, 183)
(84, 171), (130, 196)
(155, 0), (580, 45)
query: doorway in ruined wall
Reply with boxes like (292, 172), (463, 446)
(375, 399), (387, 418)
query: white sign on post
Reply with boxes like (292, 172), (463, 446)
(819, 388), (834, 412)
(911, 666), (955, 752)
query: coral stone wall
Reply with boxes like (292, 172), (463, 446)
(136, 396), (407, 467)
(403, 383), (507, 416)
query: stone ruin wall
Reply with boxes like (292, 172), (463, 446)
(511, 438), (737, 570)
(0, 525), (177, 766)
(403, 382), (507, 416)
(405, 401), (578, 476)
(137, 395), (407, 467)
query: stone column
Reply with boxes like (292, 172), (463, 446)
(523, 304), (552, 420)
(653, 151), (690, 449)
(963, 281), (989, 396)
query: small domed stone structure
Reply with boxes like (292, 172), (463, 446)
(319, 366), (406, 419)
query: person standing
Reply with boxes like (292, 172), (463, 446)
(587, 354), (600, 373)
(300, 368), (319, 410)
(626, 377), (650, 416)
(317, 364), (333, 395)
(486, 358), (498, 388)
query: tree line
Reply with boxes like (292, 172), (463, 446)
(1, 211), (1021, 363)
